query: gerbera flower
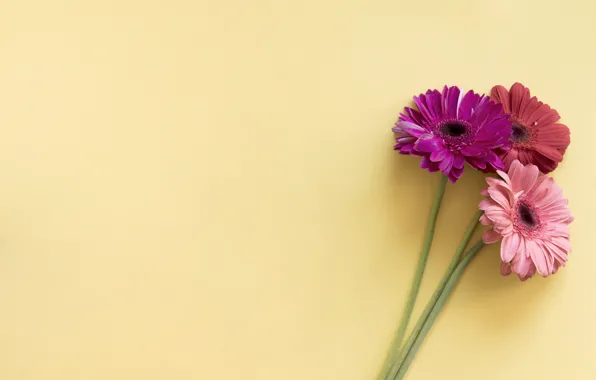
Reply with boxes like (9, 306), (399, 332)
(479, 160), (573, 280)
(393, 86), (512, 183)
(490, 82), (570, 174)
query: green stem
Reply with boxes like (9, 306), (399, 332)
(386, 210), (482, 379)
(377, 174), (448, 380)
(394, 240), (486, 380)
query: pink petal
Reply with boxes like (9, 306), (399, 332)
(483, 229), (502, 244)
(500, 223), (514, 236)
(534, 182), (563, 208)
(549, 223), (570, 238)
(519, 264), (536, 281)
(543, 241), (567, 264)
(486, 178), (515, 204)
(501, 149), (519, 171)
(524, 175), (552, 201)
(487, 186), (513, 211)
(485, 207), (511, 223)
(479, 213), (492, 226)
(501, 233), (521, 262)
(527, 239), (549, 277)
(479, 199), (498, 211)
(518, 163), (539, 192)
(507, 160), (525, 192)
(512, 251), (532, 277)
(500, 262), (512, 276)
(496, 170), (511, 186)
(551, 236), (572, 252)
(517, 235), (528, 258)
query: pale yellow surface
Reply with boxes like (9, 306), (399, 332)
(0, 0), (594, 379)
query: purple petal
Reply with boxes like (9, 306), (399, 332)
(425, 89), (443, 120)
(441, 86), (449, 116)
(430, 149), (448, 162)
(397, 144), (414, 154)
(415, 91), (442, 124)
(421, 156), (441, 172)
(485, 151), (504, 170)
(446, 86), (460, 119)
(414, 94), (434, 123)
(466, 157), (487, 170)
(457, 90), (481, 120)
(468, 96), (492, 126)
(393, 121), (426, 138)
(396, 136), (416, 144)
(414, 135), (443, 153)
(439, 153), (454, 173)
(453, 155), (465, 169)
(399, 107), (424, 125)
(448, 166), (465, 182)
(461, 145), (485, 156)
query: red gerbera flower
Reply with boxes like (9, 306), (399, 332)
(490, 83), (570, 174)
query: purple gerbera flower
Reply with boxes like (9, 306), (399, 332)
(393, 86), (512, 182)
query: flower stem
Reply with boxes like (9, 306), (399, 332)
(377, 174), (448, 380)
(386, 210), (482, 379)
(393, 240), (486, 380)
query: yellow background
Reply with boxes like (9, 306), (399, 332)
(0, 0), (593, 379)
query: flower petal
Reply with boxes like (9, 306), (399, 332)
(483, 229), (502, 244)
(393, 121), (426, 137)
(490, 85), (511, 113)
(510, 83), (530, 116)
(518, 163), (539, 192)
(439, 153), (454, 174)
(527, 239), (549, 277)
(500, 262), (512, 276)
(533, 144), (564, 162)
(414, 135), (443, 153)
(479, 213), (492, 226)
(430, 149), (447, 162)
(501, 233), (521, 262)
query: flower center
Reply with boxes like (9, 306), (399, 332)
(517, 203), (538, 228)
(440, 122), (467, 137)
(511, 123), (529, 142)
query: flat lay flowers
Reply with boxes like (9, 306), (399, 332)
(378, 83), (572, 379)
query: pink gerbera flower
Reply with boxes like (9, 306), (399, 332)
(393, 86), (511, 183)
(490, 83), (570, 174)
(479, 160), (573, 280)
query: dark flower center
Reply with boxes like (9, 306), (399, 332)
(511, 123), (529, 142)
(518, 203), (538, 227)
(440, 122), (467, 137)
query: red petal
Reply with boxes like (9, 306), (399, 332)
(526, 103), (560, 126)
(536, 123), (570, 150)
(520, 96), (540, 123)
(510, 83), (530, 116)
(490, 85), (511, 113)
(516, 149), (533, 166)
(533, 144), (563, 161)
(529, 151), (558, 173)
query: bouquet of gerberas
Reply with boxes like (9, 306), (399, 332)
(377, 83), (572, 379)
